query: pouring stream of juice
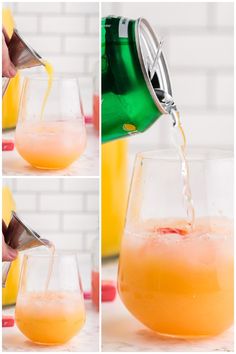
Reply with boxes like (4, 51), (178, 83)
(154, 88), (195, 230)
(171, 108), (195, 230)
(40, 61), (54, 120)
(45, 243), (55, 291)
(151, 44), (195, 230)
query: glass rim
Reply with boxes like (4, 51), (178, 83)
(21, 74), (79, 83)
(136, 148), (234, 162)
(23, 249), (79, 259)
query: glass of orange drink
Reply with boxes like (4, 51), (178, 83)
(118, 149), (233, 338)
(15, 250), (86, 345)
(15, 76), (86, 170)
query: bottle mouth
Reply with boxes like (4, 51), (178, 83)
(136, 18), (173, 114)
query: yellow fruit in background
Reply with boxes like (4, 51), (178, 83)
(102, 140), (128, 257)
(2, 8), (21, 130)
(2, 187), (20, 306)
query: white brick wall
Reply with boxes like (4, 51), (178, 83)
(4, 2), (99, 115)
(41, 16), (86, 34)
(168, 33), (233, 69)
(3, 178), (99, 253)
(102, 2), (234, 150)
(65, 3), (99, 15)
(16, 2), (62, 14)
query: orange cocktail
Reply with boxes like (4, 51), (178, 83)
(15, 75), (86, 170)
(15, 120), (86, 169)
(15, 291), (85, 345)
(118, 217), (233, 337)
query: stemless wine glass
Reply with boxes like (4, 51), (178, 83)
(15, 76), (87, 170)
(15, 250), (86, 345)
(118, 149), (233, 338)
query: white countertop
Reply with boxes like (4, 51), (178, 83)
(3, 125), (99, 176)
(102, 260), (234, 352)
(3, 301), (99, 352)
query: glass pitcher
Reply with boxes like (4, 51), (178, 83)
(2, 186), (20, 306)
(102, 139), (128, 257)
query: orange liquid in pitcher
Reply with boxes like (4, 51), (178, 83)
(15, 121), (86, 169)
(118, 217), (233, 337)
(15, 291), (85, 345)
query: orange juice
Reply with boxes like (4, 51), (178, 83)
(118, 217), (233, 337)
(15, 291), (85, 345)
(15, 121), (86, 169)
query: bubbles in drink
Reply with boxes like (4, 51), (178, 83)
(120, 217), (233, 336)
(15, 291), (85, 345)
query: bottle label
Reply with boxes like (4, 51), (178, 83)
(119, 17), (129, 38)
